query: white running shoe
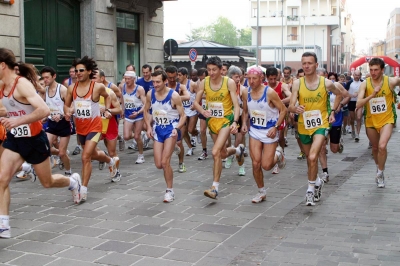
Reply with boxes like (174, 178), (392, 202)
(190, 137), (197, 147)
(321, 172), (329, 183)
(238, 165), (246, 176)
(111, 171), (121, 182)
(251, 192), (266, 203)
(305, 191), (315, 206)
(135, 155), (145, 164)
(118, 139), (125, 151)
(196, 134), (201, 144)
(109, 157), (120, 177)
(163, 190), (175, 203)
(69, 173), (82, 204)
(272, 164), (279, 174)
(276, 146), (286, 169)
(198, 151), (208, 160)
(376, 172), (385, 188)
(224, 155), (234, 169)
(186, 148), (194, 156)
(0, 224), (11, 239)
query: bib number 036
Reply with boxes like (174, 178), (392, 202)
(11, 124), (31, 138)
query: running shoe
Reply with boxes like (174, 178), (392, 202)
(238, 165), (246, 176)
(69, 173), (82, 204)
(243, 147), (249, 157)
(163, 190), (175, 203)
(0, 224), (11, 239)
(285, 137), (288, 147)
(128, 140), (138, 150)
(81, 192), (87, 202)
(355, 134), (359, 142)
(99, 161), (105, 170)
(321, 172), (329, 183)
(118, 138), (125, 151)
(297, 151), (306, 160)
(64, 171), (72, 177)
(186, 148), (194, 156)
(276, 146), (286, 169)
(224, 155), (234, 169)
(236, 144), (245, 165)
(204, 186), (218, 199)
(174, 145), (181, 155)
(196, 134), (201, 144)
(351, 132), (355, 139)
(190, 137), (197, 147)
(178, 163), (186, 173)
(251, 191), (266, 203)
(50, 156), (57, 169)
(72, 146), (81, 155)
(314, 181), (324, 202)
(339, 143), (344, 154)
(376, 172), (385, 188)
(111, 171), (121, 182)
(305, 191), (315, 206)
(141, 131), (149, 149)
(198, 151), (208, 160)
(109, 157), (119, 177)
(135, 155), (145, 164)
(272, 164), (279, 174)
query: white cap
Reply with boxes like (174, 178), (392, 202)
(124, 71), (136, 78)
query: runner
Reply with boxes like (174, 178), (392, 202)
(92, 70), (123, 182)
(265, 67), (292, 174)
(192, 56), (244, 199)
(143, 70), (186, 202)
(40, 66), (72, 176)
(0, 48), (81, 238)
(356, 58), (400, 188)
(221, 62), (230, 76)
(240, 67), (287, 203)
(346, 70), (363, 141)
(281, 66), (294, 90)
(63, 66), (77, 88)
(121, 71), (147, 164)
(197, 68), (209, 160)
(165, 66), (190, 172)
(288, 52), (342, 206)
(64, 56), (119, 202)
(178, 67), (199, 156)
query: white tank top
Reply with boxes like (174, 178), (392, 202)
(123, 84), (143, 114)
(151, 89), (179, 127)
(247, 86), (279, 130)
(46, 84), (64, 119)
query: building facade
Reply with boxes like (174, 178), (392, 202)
(386, 8), (400, 76)
(0, 0), (173, 82)
(249, 0), (355, 73)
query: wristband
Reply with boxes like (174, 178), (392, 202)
(174, 127), (181, 133)
(105, 109), (112, 114)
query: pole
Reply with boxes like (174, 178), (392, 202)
(303, 16), (305, 52)
(281, 0), (284, 70)
(169, 39), (172, 63)
(256, 0), (260, 66)
(313, 23), (316, 54)
(322, 29), (324, 68)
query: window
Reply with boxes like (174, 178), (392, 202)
(252, 8), (257, 17)
(116, 12), (138, 30)
(292, 8), (298, 17)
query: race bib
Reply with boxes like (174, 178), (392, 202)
(124, 102), (135, 109)
(201, 99), (207, 110)
(370, 97), (386, 115)
(99, 104), (107, 119)
(153, 109), (169, 125)
(209, 102), (224, 118)
(48, 104), (59, 117)
(75, 101), (92, 118)
(303, 110), (322, 129)
(11, 124), (31, 138)
(250, 110), (267, 127)
(182, 100), (191, 107)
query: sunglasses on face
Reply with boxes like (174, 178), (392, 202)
(75, 68), (86, 73)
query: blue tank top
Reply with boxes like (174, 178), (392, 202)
(151, 89), (179, 128)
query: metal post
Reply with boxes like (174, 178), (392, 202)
(169, 39), (172, 63)
(303, 16), (305, 53)
(274, 47), (276, 67)
(256, 0), (260, 65)
(322, 29), (324, 68)
(281, 0), (284, 70)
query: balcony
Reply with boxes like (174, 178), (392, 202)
(287, 34), (301, 45)
(250, 15), (339, 27)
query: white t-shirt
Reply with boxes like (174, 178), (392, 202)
(349, 80), (361, 101)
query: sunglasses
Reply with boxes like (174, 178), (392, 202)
(75, 68), (86, 73)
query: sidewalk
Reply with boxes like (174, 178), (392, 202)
(0, 116), (399, 266)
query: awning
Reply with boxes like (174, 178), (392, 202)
(170, 55), (256, 62)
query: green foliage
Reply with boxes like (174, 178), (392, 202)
(186, 16), (251, 47)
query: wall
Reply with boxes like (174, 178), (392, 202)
(0, 1), (21, 60)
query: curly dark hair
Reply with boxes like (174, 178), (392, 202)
(72, 56), (98, 79)
(206, 56), (222, 69)
(328, 72), (338, 82)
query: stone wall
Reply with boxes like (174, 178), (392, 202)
(0, 1), (21, 60)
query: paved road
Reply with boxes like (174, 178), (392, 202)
(1, 116), (400, 266)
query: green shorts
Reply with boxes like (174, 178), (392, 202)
(298, 128), (328, 145)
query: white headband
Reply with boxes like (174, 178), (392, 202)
(124, 71), (136, 78)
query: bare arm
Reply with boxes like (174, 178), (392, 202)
(110, 83), (122, 98)
(389, 76), (400, 89)
(288, 79), (302, 113)
(334, 82), (350, 98)
(281, 83), (292, 105)
(228, 78), (240, 123)
(356, 81), (374, 109)
(179, 84), (190, 101)
(192, 79), (206, 114)
(63, 84), (74, 121)
(109, 91), (122, 115)
(137, 86), (146, 114)
(171, 91), (187, 130)
(143, 91), (152, 133)
(241, 88), (249, 134)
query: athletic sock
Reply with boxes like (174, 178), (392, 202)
(315, 177), (322, 187)
(68, 177), (77, 190)
(377, 169), (383, 176)
(166, 188), (174, 194)
(259, 187), (267, 194)
(0, 215), (9, 227)
(322, 168), (328, 174)
(212, 182), (219, 191)
(21, 162), (31, 172)
(307, 181), (316, 193)
(81, 186), (88, 194)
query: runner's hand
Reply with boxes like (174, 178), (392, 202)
(266, 127), (277, 138)
(329, 112), (336, 124)
(295, 105), (305, 114)
(229, 122), (238, 134)
(0, 117), (20, 129)
(129, 112), (138, 119)
(147, 128), (154, 140)
(241, 124), (248, 134)
(202, 110), (211, 118)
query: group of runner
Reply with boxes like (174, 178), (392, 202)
(0, 47), (399, 238)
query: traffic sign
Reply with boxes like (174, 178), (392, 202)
(189, 48), (198, 62)
(164, 39), (178, 56)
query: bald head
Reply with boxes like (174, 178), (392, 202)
(353, 70), (361, 81)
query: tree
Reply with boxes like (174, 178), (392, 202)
(186, 16), (251, 47)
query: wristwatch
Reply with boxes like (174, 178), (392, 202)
(274, 124), (279, 129)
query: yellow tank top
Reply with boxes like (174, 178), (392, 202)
(204, 76), (233, 118)
(298, 76), (330, 135)
(364, 76), (396, 128)
(100, 87), (112, 134)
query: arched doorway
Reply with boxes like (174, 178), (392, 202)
(349, 56), (400, 77)
(24, 0), (81, 82)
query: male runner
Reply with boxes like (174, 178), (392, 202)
(178, 67), (199, 155)
(165, 66), (190, 172)
(265, 67), (292, 174)
(288, 52), (341, 206)
(347, 70), (363, 141)
(241, 67), (287, 203)
(193, 56), (244, 199)
(63, 66), (77, 88)
(122, 71), (147, 164)
(0, 48), (81, 238)
(64, 56), (118, 202)
(92, 70), (122, 181)
(221, 62), (230, 76)
(356, 58), (400, 188)
(143, 70), (186, 202)
(40, 66), (72, 176)
(281, 66), (294, 90)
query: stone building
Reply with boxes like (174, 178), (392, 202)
(0, 0), (173, 82)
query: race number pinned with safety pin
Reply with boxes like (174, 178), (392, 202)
(369, 97), (386, 115)
(11, 124), (31, 138)
(209, 102), (224, 118)
(153, 109), (169, 125)
(303, 110), (322, 129)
